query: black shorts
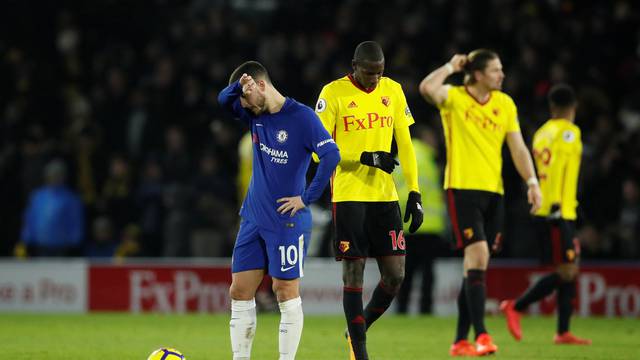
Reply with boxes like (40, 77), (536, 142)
(332, 201), (404, 259)
(446, 189), (504, 249)
(533, 216), (579, 265)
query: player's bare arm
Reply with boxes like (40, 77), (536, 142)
(505, 131), (542, 214)
(419, 54), (467, 106)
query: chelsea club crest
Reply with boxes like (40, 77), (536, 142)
(276, 130), (288, 143)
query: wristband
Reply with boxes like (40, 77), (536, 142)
(526, 177), (539, 186)
(444, 63), (454, 75)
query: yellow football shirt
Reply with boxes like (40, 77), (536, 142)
(532, 118), (582, 220)
(438, 86), (520, 194)
(315, 75), (414, 202)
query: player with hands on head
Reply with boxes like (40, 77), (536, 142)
(218, 61), (340, 360)
(419, 49), (542, 357)
(315, 40), (423, 360)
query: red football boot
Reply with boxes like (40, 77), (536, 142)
(500, 299), (522, 341)
(554, 332), (592, 345)
(475, 333), (498, 356)
(449, 339), (478, 357)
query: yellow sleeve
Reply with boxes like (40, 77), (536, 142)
(395, 126), (420, 193)
(312, 86), (337, 163)
(315, 85), (337, 137)
(505, 95), (521, 133)
(237, 132), (253, 202)
(437, 86), (455, 110)
(548, 127), (580, 206)
(560, 128), (582, 217)
(547, 149), (565, 206)
(394, 84), (415, 128)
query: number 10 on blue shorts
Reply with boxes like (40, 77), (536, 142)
(232, 219), (310, 280)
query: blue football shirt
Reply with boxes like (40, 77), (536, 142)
(219, 81), (339, 231)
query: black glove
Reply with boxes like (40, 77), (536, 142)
(360, 151), (399, 174)
(404, 191), (424, 233)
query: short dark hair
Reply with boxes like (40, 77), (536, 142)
(548, 83), (576, 109)
(228, 61), (271, 85)
(464, 49), (499, 85)
(353, 41), (384, 63)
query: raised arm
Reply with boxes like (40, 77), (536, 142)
(506, 131), (542, 214)
(419, 54), (467, 106)
(217, 74), (255, 122)
(217, 80), (243, 109)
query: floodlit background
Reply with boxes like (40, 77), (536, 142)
(1, 0), (638, 317)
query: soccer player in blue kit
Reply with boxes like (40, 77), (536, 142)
(218, 61), (340, 360)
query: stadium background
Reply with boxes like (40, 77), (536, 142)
(1, 0), (639, 260)
(2, 1), (639, 359)
(1, 0), (640, 310)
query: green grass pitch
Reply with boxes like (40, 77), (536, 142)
(1, 313), (637, 359)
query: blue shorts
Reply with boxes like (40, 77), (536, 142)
(232, 218), (310, 280)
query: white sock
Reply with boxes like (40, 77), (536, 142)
(278, 297), (304, 360)
(230, 298), (257, 360)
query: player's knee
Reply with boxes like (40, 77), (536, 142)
(272, 279), (300, 302)
(342, 260), (365, 287)
(229, 283), (255, 300)
(464, 256), (488, 270)
(343, 272), (364, 288)
(274, 288), (298, 302)
(464, 242), (490, 270)
(382, 272), (404, 293)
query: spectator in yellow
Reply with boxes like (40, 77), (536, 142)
(237, 131), (253, 208)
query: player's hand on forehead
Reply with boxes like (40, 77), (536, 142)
(239, 73), (256, 96)
(239, 73), (253, 85)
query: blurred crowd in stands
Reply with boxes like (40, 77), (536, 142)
(0, 0), (638, 259)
